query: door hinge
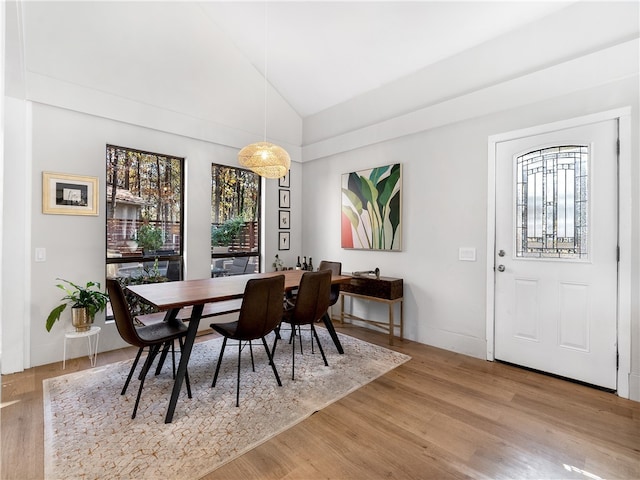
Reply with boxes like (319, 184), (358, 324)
(617, 245), (620, 262)
(616, 138), (620, 156)
(617, 351), (619, 369)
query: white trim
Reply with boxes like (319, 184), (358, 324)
(0, 0), (5, 372)
(24, 101), (33, 371)
(617, 111), (632, 399)
(486, 107), (632, 398)
(25, 73), (303, 163)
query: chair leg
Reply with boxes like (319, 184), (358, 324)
(271, 330), (280, 361)
(139, 344), (160, 381)
(262, 337), (282, 387)
(291, 330), (296, 381)
(122, 347), (143, 395)
(154, 341), (171, 376)
(212, 337), (228, 387)
(287, 325), (304, 354)
(132, 347), (155, 419)
(310, 325), (315, 354)
(297, 326), (304, 354)
(236, 341), (242, 407)
(171, 340), (176, 379)
(311, 324), (328, 366)
(249, 341), (255, 372)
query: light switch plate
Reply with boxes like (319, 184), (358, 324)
(459, 247), (476, 262)
(35, 247), (46, 262)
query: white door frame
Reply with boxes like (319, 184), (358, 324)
(486, 107), (632, 398)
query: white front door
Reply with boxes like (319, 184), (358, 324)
(494, 119), (618, 390)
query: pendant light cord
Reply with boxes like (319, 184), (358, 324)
(263, 1), (268, 143)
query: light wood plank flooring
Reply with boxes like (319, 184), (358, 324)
(2, 324), (639, 479)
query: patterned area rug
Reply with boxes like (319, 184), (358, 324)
(44, 329), (410, 479)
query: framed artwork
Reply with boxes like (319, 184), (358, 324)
(341, 163), (402, 251)
(279, 189), (290, 208)
(278, 231), (290, 250)
(42, 172), (99, 216)
(279, 171), (290, 188)
(279, 210), (290, 229)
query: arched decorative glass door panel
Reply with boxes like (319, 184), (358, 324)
(515, 145), (588, 259)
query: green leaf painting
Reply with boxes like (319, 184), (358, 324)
(341, 163), (401, 250)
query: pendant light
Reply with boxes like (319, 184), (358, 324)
(238, 2), (290, 179)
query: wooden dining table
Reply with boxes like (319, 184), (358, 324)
(127, 269), (351, 423)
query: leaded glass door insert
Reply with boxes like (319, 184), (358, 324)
(516, 145), (588, 259)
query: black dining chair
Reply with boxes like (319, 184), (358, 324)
(106, 279), (192, 419)
(210, 275), (285, 407)
(318, 260), (342, 311)
(272, 270), (332, 380)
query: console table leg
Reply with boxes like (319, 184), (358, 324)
(400, 300), (404, 341)
(388, 303), (394, 346)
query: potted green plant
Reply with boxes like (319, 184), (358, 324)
(211, 217), (245, 250)
(136, 224), (163, 254)
(45, 279), (109, 332)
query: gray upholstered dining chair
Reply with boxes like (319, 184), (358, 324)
(272, 270), (332, 380)
(106, 279), (192, 419)
(226, 256), (250, 275)
(210, 274), (285, 407)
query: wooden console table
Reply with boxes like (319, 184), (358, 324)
(333, 274), (403, 345)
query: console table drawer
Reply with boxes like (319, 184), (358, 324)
(340, 274), (403, 300)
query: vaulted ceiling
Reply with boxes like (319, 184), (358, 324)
(199, 1), (576, 118)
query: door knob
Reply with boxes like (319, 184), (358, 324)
(497, 265), (505, 272)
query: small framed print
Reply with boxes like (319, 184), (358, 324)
(279, 189), (290, 208)
(279, 210), (290, 229)
(279, 171), (290, 188)
(279, 231), (290, 250)
(42, 172), (99, 216)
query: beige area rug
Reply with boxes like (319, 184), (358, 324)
(44, 329), (410, 479)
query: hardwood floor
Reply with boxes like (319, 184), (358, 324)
(2, 324), (639, 479)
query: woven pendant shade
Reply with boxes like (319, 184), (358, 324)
(238, 142), (291, 179)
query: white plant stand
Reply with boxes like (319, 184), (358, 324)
(63, 326), (101, 369)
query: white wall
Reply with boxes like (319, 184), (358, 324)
(2, 1), (639, 403)
(25, 103), (302, 366)
(300, 2), (640, 400)
(2, 1), (303, 370)
(301, 56), (639, 402)
(303, 74), (638, 341)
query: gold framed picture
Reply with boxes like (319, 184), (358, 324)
(42, 172), (99, 216)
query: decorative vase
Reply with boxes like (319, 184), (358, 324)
(71, 307), (94, 332)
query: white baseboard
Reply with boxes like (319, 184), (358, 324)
(628, 372), (640, 402)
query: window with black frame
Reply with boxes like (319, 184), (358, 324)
(105, 145), (184, 317)
(211, 164), (260, 277)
